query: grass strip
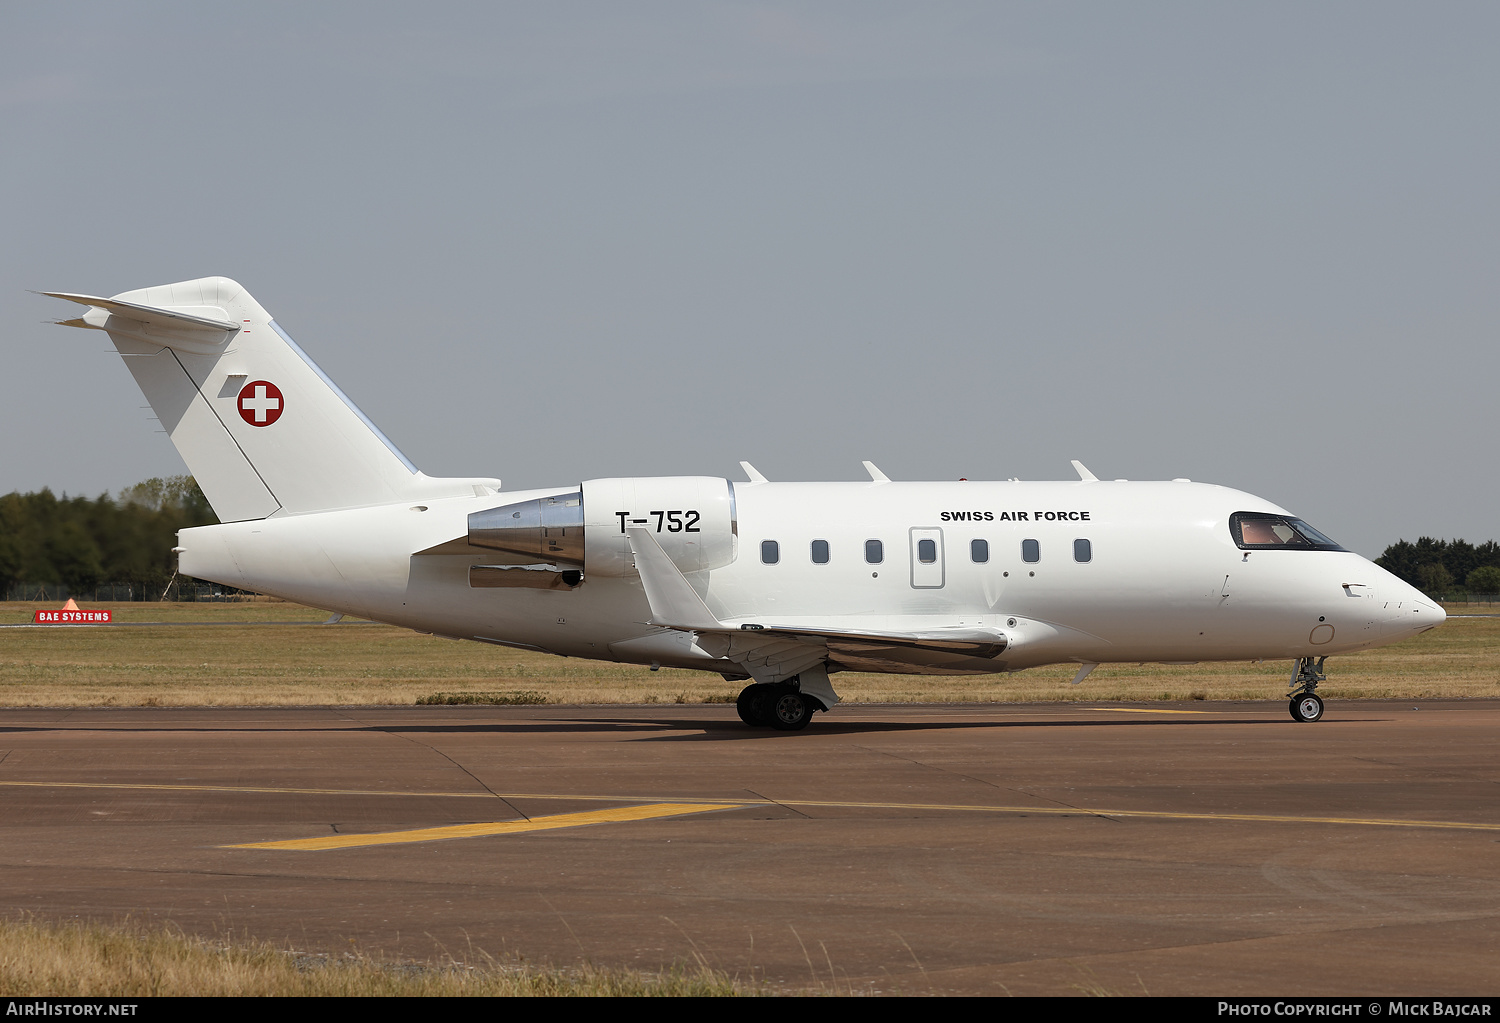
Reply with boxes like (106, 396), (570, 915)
(416, 690), (548, 705)
(2, 601), (1494, 706)
(0, 916), (756, 997)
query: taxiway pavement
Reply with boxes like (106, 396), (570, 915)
(1, 701), (1497, 995)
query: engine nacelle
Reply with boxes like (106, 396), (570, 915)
(467, 476), (737, 579)
(468, 491), (584, 564)
(582, 476), (737, 577)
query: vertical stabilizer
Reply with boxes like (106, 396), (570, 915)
(49, 277), (481, 521)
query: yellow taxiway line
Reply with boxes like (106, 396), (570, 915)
(4, 780), (1498, 834)
(1086, 707), (1209, 714)
(223, 802), (743, 851)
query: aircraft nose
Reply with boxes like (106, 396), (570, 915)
(1379, 585), (1446, 636)
(1415, 599), (1447, 631)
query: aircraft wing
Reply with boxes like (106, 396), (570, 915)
(625, 527), (1009, 678)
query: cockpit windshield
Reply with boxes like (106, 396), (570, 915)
(1230, 512), (1346, 551)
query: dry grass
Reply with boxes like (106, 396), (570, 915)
(416, 690), (549, 705)
(0, 916), (754, 997)
(1, 601), (1495, 707)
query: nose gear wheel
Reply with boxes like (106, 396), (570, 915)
(1286, 656), (1328, 722)
(1289, 692), (1325, 722)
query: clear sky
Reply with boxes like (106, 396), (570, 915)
(3, 2), (1496, 557)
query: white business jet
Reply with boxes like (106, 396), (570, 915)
(47, 278), (1445, 729)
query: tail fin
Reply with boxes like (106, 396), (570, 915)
(48, 277), (496, 521)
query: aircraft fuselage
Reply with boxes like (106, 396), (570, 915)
(177, 477), (1442, 677)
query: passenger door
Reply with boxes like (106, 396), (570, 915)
(909, 527), (945, 589)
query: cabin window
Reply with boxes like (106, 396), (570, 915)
(1074, 538), (1092, 563)
(811, 539), (830, 564)
(761, 540), (779, 565)
(1230, 512), (1346, 551)
(917, 538), (937, 564)
(865, 539), (884, 564)
(1021, 539), (1040, 563)
(971, 539), (989, 563)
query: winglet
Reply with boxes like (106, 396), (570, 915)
(625, 528), (724, 631)
(862, 460), (891, 483)
(739, 461), (768, 485)
(1071, 460), (1099, 482)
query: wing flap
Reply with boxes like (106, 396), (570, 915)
(740, 623), (1007, 657)
(622, 526), (1010, 681)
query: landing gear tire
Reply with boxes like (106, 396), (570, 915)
(736, 684), (772, 726)
(1289, 692), (1324, 722)
(768, 686), (815, 731)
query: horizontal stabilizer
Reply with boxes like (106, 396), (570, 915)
(44, 291), (239, 355)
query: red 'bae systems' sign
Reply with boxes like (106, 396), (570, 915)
(34, 609), (112, 623)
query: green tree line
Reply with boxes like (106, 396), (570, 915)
(1376, 537), (1500, 596)
(0, 476), (217, 599)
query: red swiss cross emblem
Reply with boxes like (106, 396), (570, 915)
(237, 380), (284, 427)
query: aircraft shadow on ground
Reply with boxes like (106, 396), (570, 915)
(0, 712), (1377, 737)
(623, 715), (1324, 740)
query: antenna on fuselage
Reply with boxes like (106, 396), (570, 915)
(862, 461), (891, 483)
(739, 461), (769, 484)
(1071, 460), (1099, 482)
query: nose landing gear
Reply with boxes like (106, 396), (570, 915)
(1287, 656), (1327, 722)
(1290, 691), (1325, 722)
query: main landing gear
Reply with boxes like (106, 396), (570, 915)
(1287, 656), (1327, 722)
(736, 679), (824, 731)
